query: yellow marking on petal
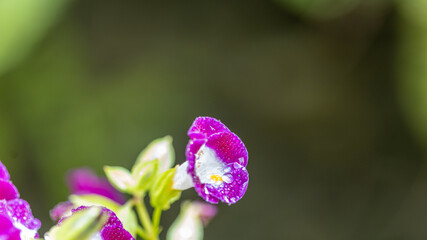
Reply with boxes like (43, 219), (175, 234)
(210, 175), (223, 182)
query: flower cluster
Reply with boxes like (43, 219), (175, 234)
(0, 116), (249, 240)
(0, 161), (41, 240)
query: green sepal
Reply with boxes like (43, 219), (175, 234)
(134, 136), (175, 173)
(116, 201), (138, 238)
(104, 166), (135, 194)
(45, 207), (108, 240)
(131, 158), (159, 194)
(69, 195), (137, 237)
(69, 194), (120, 212)
(149, 167), (181, 210)
(166, 201), (203, 240)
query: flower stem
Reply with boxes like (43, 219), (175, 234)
(136, 226), (149, 239)
(134, 195), (157, 240)
(152, 207), (162, 235)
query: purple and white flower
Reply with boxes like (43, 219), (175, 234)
(173, 117), (249, 205)
(59, 206), (134, 240)
(0, 160), (41, 239)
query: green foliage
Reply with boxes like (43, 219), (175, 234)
(104, 136), (175, 197)
(69, 194), (121, 214)
(104, 166), (136, 194)
(133, 136), (175, 174)
(150, 167), (182, 210)
(131, 159), (159, 194)
(100, 136), (181, 239)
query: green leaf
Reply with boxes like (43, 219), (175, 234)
(45, 207), (107, 240)
(104, 166), (135, 193)
(134, 136), (175, 173)
(69, 194), (120, 213)
(116, 201), (138, 238)
(131, 159), (159, 194)
(166, 201), (204, 240)
(149, 167), (181, 210)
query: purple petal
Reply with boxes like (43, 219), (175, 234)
(185, 139), (205, 165)
(70, 206), (134, 240)
(50, 201), (74, 222)
(0, 180), (19, 200)
(0, 214), (20, 240)
(7, 199), (41, 230)
(0, 200), (8, 215)
(204, 163), (249, 204)
(0, 161), (10, 181)
(206, 132), (248, 166)
(193, 181), (220, 204)
(67, 168), (126, 204)
(188, 117), (230, 140)
(101, 209), (135, 240)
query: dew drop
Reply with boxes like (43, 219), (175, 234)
(222, 175), (233, 184)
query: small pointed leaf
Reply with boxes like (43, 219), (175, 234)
(69, 194), (120, 213)
(134, 136), (175, 173)
(104, 166), (135, 193)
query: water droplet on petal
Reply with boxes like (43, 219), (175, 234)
(233, 162), (241, 169)
(222, 175), (233, 183)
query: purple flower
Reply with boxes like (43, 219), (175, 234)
(0, 215), (20, 240)
(174, 117), (249, 205)
(67, 168), (126, 204)
(0, 160), (41, 239)
(61, 206), (134, 240)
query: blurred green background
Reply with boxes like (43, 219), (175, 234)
(1, 0), (427, 239)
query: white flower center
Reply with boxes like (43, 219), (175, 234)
(194, 145), (231, 185)
(172, 145), (233, 191)
(14, 222), (37, 240)
(173, 161), (194, 190)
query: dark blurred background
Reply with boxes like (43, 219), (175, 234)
(1, 0), (427, 239)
